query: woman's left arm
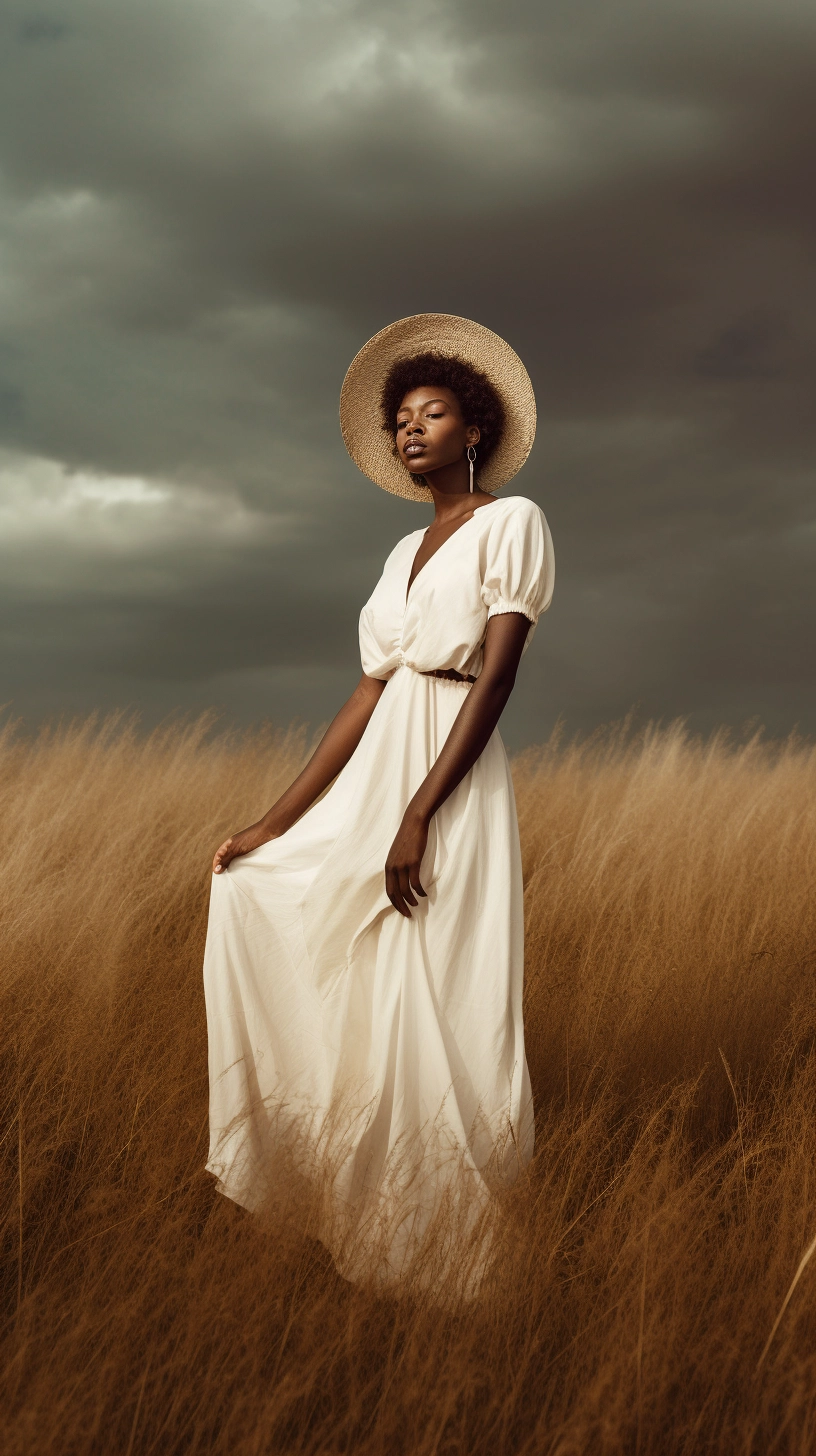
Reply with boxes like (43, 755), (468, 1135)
(384, 612), (532, 917)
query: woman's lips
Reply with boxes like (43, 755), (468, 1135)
(404, 443), (425, 456)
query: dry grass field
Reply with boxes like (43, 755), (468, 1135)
(0, 712), (814, 1454)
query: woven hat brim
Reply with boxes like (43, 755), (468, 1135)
(339, 313), (536, 502)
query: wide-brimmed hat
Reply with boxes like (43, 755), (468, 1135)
(339, 313), (536, 502)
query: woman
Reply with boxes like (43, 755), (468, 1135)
(204, 314), (554, 1286)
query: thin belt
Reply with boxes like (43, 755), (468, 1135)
(420, 668), (477, 685)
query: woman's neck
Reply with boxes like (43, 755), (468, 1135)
(422, 459), (494, 524)
(427, 484), (495, 525)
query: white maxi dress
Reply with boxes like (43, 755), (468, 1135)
(204, 494), (555, 1283)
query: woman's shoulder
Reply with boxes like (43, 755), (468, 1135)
(494, 492), (543, 516)
(482, 494), (548, 531)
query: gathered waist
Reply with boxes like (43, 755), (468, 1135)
(389, 659), (478, 686)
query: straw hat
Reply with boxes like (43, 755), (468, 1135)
(339, 313), (536, 502)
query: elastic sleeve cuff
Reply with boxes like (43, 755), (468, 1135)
(486, 598), (537, 624)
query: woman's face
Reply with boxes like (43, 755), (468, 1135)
(395, 385), (480, 477)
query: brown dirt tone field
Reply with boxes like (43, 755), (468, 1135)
(0, 714), (814, 1454)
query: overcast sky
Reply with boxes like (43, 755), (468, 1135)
(1, 0), (815, 748)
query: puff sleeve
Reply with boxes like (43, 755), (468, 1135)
(480, 498), (555, 642)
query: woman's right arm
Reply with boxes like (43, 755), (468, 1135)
(212, 672), (387, 873)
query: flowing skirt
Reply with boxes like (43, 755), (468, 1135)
(203, 665), (534, 1285)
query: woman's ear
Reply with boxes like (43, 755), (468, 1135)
(466, 424), (481, 446)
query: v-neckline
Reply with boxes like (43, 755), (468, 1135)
(405, 498), (501, 604)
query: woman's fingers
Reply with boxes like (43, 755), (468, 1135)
(385, 862), (424, 917)
(385, 866), (406, 917)
(385, 866), (410, 917)
(408, 864), (427, 899)
(398, 866), (418, 909)
(212, 823), (272, 874)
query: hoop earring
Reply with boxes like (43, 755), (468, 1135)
(467, 445), (476, 493)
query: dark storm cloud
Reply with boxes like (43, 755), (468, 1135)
(0, 0), (814, 744)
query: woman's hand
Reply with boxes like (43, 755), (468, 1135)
(212, 821), (277, 875)
(385, 810), (429, 918)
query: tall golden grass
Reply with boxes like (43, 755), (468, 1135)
(0, 712), (814, 1454)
